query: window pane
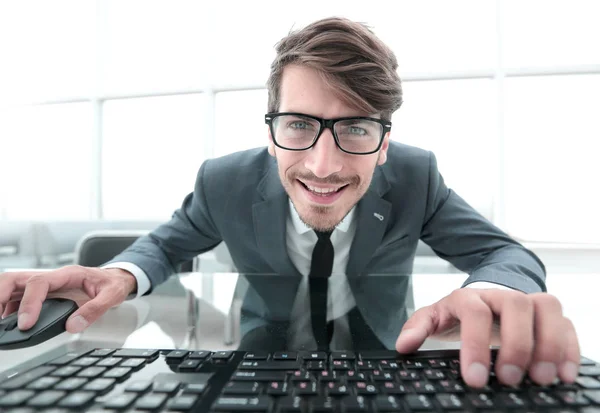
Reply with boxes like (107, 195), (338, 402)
(0, 103), (93, 220)
(391, 79), (496, 218)
(504, 75), (600, 243)
(102, 0), (208, 94)
(214, 90), (269, 157)
(102, 94), (206, 220)
(207, 0), (496, 86)
(0, 1), (94, 104)
(503, 0), (600, 67)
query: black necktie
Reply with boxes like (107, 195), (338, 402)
(309, 230), (334, 350)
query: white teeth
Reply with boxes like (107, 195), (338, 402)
(305, 184), (340, 194)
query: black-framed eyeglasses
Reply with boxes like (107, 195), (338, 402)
(265, 112), (392, 155)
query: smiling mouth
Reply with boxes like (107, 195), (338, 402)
(298, 180), (349, 196)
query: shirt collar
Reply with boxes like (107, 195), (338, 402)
(288, 199), (356, 235)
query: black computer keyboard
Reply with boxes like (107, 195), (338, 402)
(1, 347), (600, 412)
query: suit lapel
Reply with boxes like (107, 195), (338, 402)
(347, 167), (392, 276)
(252, 160), (302, 278)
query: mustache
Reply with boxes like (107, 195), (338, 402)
(291, 171), (360, 186)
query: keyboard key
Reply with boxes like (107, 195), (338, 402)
(380, 382), (410, 394)
(424, 368), (446, 380)
(412, 380), (437, 394)
(359, 351), (396, 360)
(371, 370), (394, 381)
(273, 351), (297, 360)
(166, 394), (198, 410)
(125, 380), (153, 393)
(556, 390), (591, 406)
(48, 352), (85, 365)
(309, 395), (337, 412)
(103, 392), (138, 409)
(582, 357), (598, 365)
(354, 381), (378, 395)
(465, 393), (495, 409)
(326, 382), (350, 396)
(332, 360), (352, 370)
(223, 381), (262, 395)
(0, 390), (36, 407)
(375, 395), (403, 411)
(583, 390), (600, 404)
(165, 350), (189, 361)
(437, 379), (465, 393)
(345, 370), (367, 381)
(0, 366), (56, 390)
(580, 365), (600, 376)
(82, 378), (116, 394)
(77, 366), (107, 378)
(301, 351), (327, 360)
(290, 370), (314, 381)
(331, 351), (355, 360)
(306, 360), (327, 370)
(238, 360), (300, 370)
(212, 351), (234, 360)
(57, 391), (96, 408)
(295, 381), (318, 395)
(55, 377), (88, 391)
(212, 395), (271, 411)
(278, 395), (304, 412)
(120, 358), (145, 369)
(51, 366), (81, 377)
(404, 360), (426, 369)
(404, 394), (435, 410)
(530, 390), (559, 407)
(183, 383), (207, 394)
(578, 377), (600, 389)
(72, 357), (98, 367)
(153, 381), (180, 393)
(267, 381), (289, 396)
(95, 357), (122, 367)
(179, 359), (202, 371)
(232, 370), (287, 381)
(435, 393), (465, 409)
(112, 349), (159, 358)
(102, 367), (132, 380)
(495, 392), (529, 408)
(26, 376), (61, 390)
(341, 395), (370, 412)
(134, 393), (168, 410)
(27, 390), (67, 407)
(244, 351), (269, 360)
(88, 349), (115, 357)
(188, 350), (211, 359)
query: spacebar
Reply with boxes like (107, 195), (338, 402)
(237, 361), (301, 370)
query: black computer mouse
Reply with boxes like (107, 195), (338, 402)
(0, 298), (78, 350)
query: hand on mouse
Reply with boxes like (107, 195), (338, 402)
(0, 265), (137, 333)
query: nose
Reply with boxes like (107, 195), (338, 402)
(304, 128), (343, 178)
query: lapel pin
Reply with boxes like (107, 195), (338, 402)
(373, 213), (384, 221)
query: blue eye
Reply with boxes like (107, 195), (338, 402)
(289, 121), (310, 130)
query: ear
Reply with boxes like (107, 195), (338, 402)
(377, 132), (391, 166)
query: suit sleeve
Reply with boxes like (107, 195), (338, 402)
(104, 160), (222, 293)
(419, 151), (546, 293)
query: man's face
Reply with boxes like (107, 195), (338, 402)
(268, 64), (390, 231)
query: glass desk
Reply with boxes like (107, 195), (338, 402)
(1, 271), (598, 375)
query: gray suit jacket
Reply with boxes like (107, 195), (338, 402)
(109, 142), (546, 349)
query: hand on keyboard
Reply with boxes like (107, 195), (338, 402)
(395, 288), (580, 389)
(0, 265), (137, 334)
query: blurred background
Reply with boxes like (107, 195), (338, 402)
(0, 0), (599, 275)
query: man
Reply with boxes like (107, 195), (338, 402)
(0, 17), (578, 389)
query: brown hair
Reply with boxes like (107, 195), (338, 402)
(267, 17), (403, 121)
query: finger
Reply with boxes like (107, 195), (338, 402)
(65, 287), (124, 333)
(395, 306), (439, 353)
(454, 293), (494, 388)
(18, 275), (52, 330)
(528, 293), (566, 385)
(2, 301), (20, 318)
(0, 271), (45, 303)
(480, 290), (534, 385)
(558, 317), (580, 383)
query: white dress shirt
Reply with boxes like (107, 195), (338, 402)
(105, 199), (510, 348)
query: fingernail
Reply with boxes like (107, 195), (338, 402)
(466, 362), (489, 387)
(530, 362), (557, 385)
(560, 361), (578, 383)
(18, 313), (29, 330)
(69, 315), (89, 333)
(499, 364), (523, 385)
